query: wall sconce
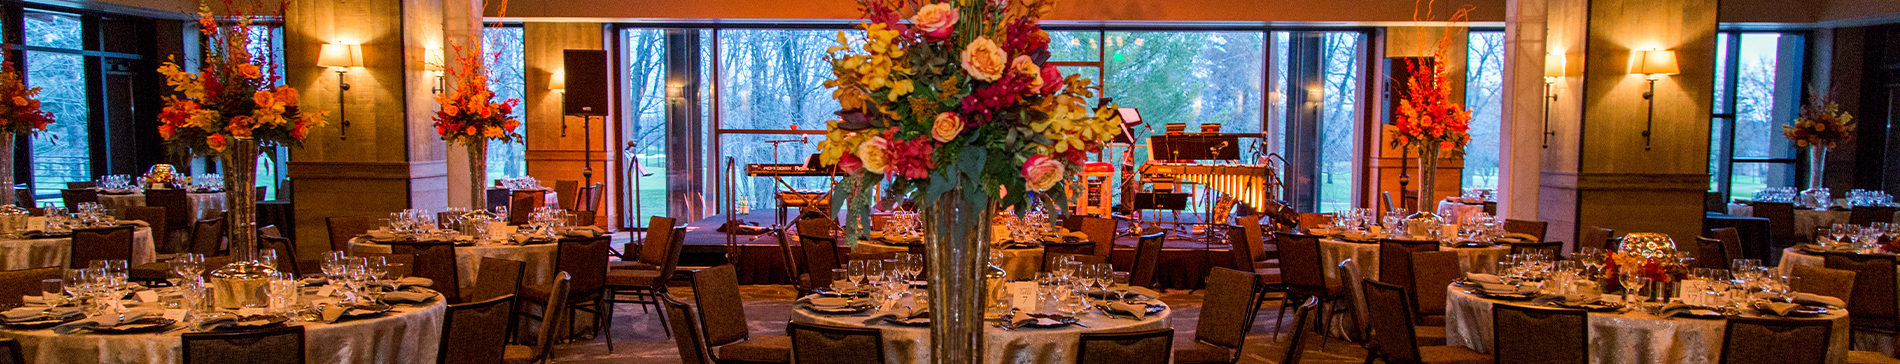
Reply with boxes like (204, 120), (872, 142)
(318, 43), (364, 140)
(1542, 53), (1565, 148)
(1634, 49), (1678, 151)
(550, 70), (567, 137)
(424, 47), (445, 94)
(665, 81), (685, 105)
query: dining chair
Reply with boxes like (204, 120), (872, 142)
(1823, 253), (1899, 338)
(505, 272), (568, 364)
(1748, 201), (1799, 249)
(1709, 227), (1746, 263)
(1075, 328), (1175, 364)
(181, 325), (306, 364)
(0, 337), (20, 364)
(1227, 219), (1286, 324)
(325, 215), (379, 253)
(259, 234), (302, 276)
(1492, 304), (1587, 364)
(1172, 267), (1262, 364)
(1719, 316), (1832, 364)
(1337, 258), (1371, 342)
(612, 216), (679, 271)
(520, 237), (609, 350)
(346, 252), (417, 277)
(1130, 231), (1166, 288)
(1298, 213), (1334, 232)
(798, 219), (843, 289)
(695, 265), (792, 364)
(552, 180), (579, 211)
(1079, 215), (1118, 258)
(1409, 251), (1461, 327)
(1501, 219), (1548, 242)
(606, 225), (685, 343)
(1790, 265), (1855, 305)
(468, 257), (527, 304)
(439, 294), (516, 364)
(663, 293), (715, 364)
(508, 191), (540, 225)
(1274, 232), (1339, 339)
(390, 241), (462, 303)
(58, 189), (97, 210)
(1692, 237), (1730, 269)
(124, 206), (168, 254)
(1850, 206), (1896, 226)
(787, 321), (885, 364)
(0, 267), (60, 306)
(1377, 238), (1440, 292)
(188, 216), (227, 256)
(571, 183), (603, 226)
(11, 188), (29, 210)
(1577, 226), (1614, 253)
(70, 225), (136, 269)
(1361, 279), (1493, 364)
(485, 188), (511, 213)
(145, 189), (194, 247)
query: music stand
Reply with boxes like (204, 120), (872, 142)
(1132, 192), (1190, 237)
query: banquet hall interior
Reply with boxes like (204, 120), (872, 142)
(1, 0), (1900, 363)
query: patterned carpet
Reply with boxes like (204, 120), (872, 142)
(541, 284), (1371, 364)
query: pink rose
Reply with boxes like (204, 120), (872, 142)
(988, 0), (1010, 9)
(930, 112), (962, 143)
(1022, 154), (1066, 191)
(1011, 55), (1043, 92)
(839, 153), (864, 174)
(1039, 64), (1062, 94)
(910, 3), (959, 39)
(857, 137), (893, 175)
(960, 37), (1007, 82)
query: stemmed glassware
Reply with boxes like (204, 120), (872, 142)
(1620, 271), (1652, 309)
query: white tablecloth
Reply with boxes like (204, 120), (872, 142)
(97, 192), (229, 221)
(0, 225), (156, 270)
(789, 294), (1171, 364)
(1437, 200), (1489, 223)
(0, 288), (447, 364)
(1444, 285), (1850, 364)
(1729, 205), (1900, 241)
(1319, 239), (1511, 283)
(348, 238), (559, 292)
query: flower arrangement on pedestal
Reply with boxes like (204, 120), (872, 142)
(154, 3), (326, 309)
(1783, 90), (1854, 198)
(432, 43), (522, 209)
(816, 0), (1123, 362)
(0, 60), (56, 207)
(1388, 4), (1473, 229)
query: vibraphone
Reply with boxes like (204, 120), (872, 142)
(1137, 162), (1280, 211)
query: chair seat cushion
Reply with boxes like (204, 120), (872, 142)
(1417, 346), (1492, 364)
(1252, 268), (1283, 284)
(609, 261), (656, 270)
(1415, 325), (1447, 347)
(607, 269), (663, 288)
(1171, 340), (1234, 364)
(501, 344), (535, 364)
(715, 335), (791, 363)
(1849, 350), (1900, 364)
(1417, 314), (1446, 327)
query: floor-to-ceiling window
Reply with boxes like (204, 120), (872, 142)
(23, 10), (89, 205)
(241, 23), (286, 200)
(1314, 32), (1365, 212)
(1709, 32), (1805, 201)
(1463, 31), (1505, 191)
(617, 28), (674, 224)
(714, 28), (848, 217)
(482, 26), (527, 185)
(1102, 31), (1265, 163)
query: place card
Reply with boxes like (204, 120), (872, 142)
(135, 291), (160, 303)
(317, 286), (336, 297)
(1010, 282), (1038, 313)
(1679, 280), (1707, 305)
(162, 309), (186, 322)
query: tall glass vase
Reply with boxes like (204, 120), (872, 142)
(209, 137), (276, 309)
(0, 134), (13, 208)
(922, 189), (996, 364)
(1801, 147), (1830, 209)
(1406, 145), (1444, 238)
(467, 141), (488, 210)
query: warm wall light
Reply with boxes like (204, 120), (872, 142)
(424, 48), (445, 94)
(549, 70), (566, 92)
(1633, 49), (1679, 151)
(1542, 53), (1565, 148)
(318, 43), (364, 140)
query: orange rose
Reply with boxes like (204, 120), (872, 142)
(1011, 55), (1042, 90)
(1022, 154), (1065, 191)
(960, 37), (1007, 82)
(227, 116), (255, 137)
(930, 112), (962, 143)
(206, 134), (227, 152)
(290, 120), (309, 140)
(237, 64), (262, 79)
(275, 88), (300, 106)
(157, 124), (175, 139)
(856, 137), (893, 175)
(910, 3), (959, 38)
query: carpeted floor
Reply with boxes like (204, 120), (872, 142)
(541, 284), (1371, 364)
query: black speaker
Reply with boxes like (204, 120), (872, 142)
(1382, 56), (1434, 125)
(563, 49), (609, 116)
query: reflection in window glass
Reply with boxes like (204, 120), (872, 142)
(1463, 32), (1504, 190)
(483, 27), (527, 185)
(1712, 33), (1729, 115)
(27, 51), (89, 206)
(24, 11), (81, 50)
(1316, 33), (1363, 212)
(1268, 32), (1289, 161)
(622, 28), (669, 222)
(1102, 31), (1264, 163)
(1047, 31), (1101, 62)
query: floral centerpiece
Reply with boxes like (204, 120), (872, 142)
(817, 0), (1124, 361)
(433, 43), (522, 209)
(1783, 90), (1854, 199)
(0, 60), (55, 207)
(155, 3), (326, 308)
(1388, 4), (1473, 233)
(1600, 251), (1687, 292)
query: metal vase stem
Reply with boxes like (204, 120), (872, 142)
(923, 189), (995, 364)
(468, 141), (489, 210)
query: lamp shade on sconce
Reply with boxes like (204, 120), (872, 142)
(318, 44), (364, 68)
(423, 48), (444, 72)
(1544, 53), (1566, 79)
(549, 70), (566, 91)
(1636, 50), (1678, 76)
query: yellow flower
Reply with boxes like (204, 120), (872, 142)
(857, 136), (893, 175)
(887, 79), (914, 102)
(960, 37), (1007, 82)
(484, 126), (503, 138)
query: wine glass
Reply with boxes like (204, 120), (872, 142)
(1704, 269), (1733, 308)
(847, 260), (868, 287)
(1110, 272), (1132, 302)
(1620, 271), (1651, 308)
(1831, 223), (1853, 246)
(39, 278), (62, 309)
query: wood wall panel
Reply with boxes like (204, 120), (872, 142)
(522, 23), (610, 225)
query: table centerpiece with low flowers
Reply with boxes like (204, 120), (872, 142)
(1599, 233), (1689, 302)
(0, 59), (56, 208)
(1782, 90), (1854, 208)
(1389, 5), (1474, 237)
(155, 2), (326, 309)
(433, 42), (523, 210)
(817, 0), (1124, 361)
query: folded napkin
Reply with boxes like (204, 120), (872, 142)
(1759, 301), (1802, 316)
(373, 277), (434, 290)
(1466, 273), (1504, 285)
(1503, 233), (1539, 242)
(22, 295), (43, 305)
(52, 309), (160, 334)
(1108, 302), (1150, 319)
(801, 297), (857, 308)
(861, 307), (929, 325)
(366, 231), (399, 240)
(1116, 286), (1162, 300)
(2, 306), (80, 322)
(379, 290), (436, 304)
(1793, 293), (1847, 307)
(192, 313), (261, 331)
(321, 305), (351, 323)
(562, 226), (605, 238)
(1476, 283), (1538, 295)
(301, 277), (329, 286)
(118, 220), (150, 227)
(1657, 303), (1722, 318)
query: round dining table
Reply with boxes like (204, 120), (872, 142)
(853, 240), (1046, 280)
(1319, 239), (1511, 283)
(790, 295), (1171, 364)
(348, 238), (558, 292)
(0, 222), (157, 270)
(96, 192), (229, 221)
(0, 287), (447, 364)
(1443, 285), (1851, 364)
